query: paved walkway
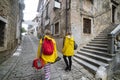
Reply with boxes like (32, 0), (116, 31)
(0, 35), (95, 80)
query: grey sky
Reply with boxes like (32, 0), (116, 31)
(22, 0), (39, 30)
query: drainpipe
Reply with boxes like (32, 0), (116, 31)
(41, 12), (43, 32)
(41, 12), (44, 38)
(65, 0), (68, 35)
(65, 0), (71, 34)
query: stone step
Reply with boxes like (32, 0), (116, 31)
(98, 33), (108, 36)
(89, 40), (108, 44)
(101, 30), (112, 33)
(83, 45), (108, 52)
(73, 24), (118, 76)
(87, 43), (108, 48)
(91, 39), (108, 42)
(77, 51), (112, 63)
(80, 48), (115, 58)
(95, 36), (108, 39)
(96, 36), (108, 38)
(73, 57), (98, 74)
(93, 38), (108, 41)
(74, 53), (109, 67)
(97, 34), (107, 36)
(72, 60), (95, 79)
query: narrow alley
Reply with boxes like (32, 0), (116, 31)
(1, 0), (120, 80)
(0, 35), (94, 80)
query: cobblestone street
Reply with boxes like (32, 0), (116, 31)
(0, 35), (95, 80)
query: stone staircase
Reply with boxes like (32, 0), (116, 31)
(73, 24), (118, 74)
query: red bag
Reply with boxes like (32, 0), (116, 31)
(32, 58), (45, 70)
(42, 38), (54, 55)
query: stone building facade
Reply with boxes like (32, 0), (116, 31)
(37, 0), (70, 51)
(0, 0), (24, 64)
(71, 0), (120, 47)
(37, 0), (120, 51)
(37, 0), (120, 79)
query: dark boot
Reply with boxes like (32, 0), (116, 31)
(63, 55), (69, 71)
(68, 56), (72, 71)
(65, 66), (69, 71)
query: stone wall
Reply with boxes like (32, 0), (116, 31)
(71, 0), (95, 47)
(70, 0), (120, 47)
(38, 0), (120, 52)
(54, 0), (71, 51)
(94, 0), (111, 35)
(0, 0), (19, 64)
(71, 0), (82, 47)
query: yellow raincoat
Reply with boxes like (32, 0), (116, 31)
(37, 35), (58, 63)
(62, 35), (74, 56)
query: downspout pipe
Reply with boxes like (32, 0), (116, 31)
(41, 12), (44, 37)
(65, 0), (71, 35)
(65, 0), (68, 35)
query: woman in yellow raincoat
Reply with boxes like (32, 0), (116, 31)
(62, 32), (74, 71)
(37, 29), (58, 80)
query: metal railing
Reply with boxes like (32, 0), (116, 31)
(108, 24), (120, 54)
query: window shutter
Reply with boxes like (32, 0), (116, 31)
(83, 18), (91, 34)
(55, 22), (59, 34)
(0, 20), (5, 47)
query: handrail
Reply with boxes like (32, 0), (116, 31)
(110, 24), (120, 35)
(108, 24), (120, 54)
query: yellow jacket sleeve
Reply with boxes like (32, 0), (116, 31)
(37, 39), (42, 58)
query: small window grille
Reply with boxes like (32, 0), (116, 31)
(54, 22), (59, 35)
(83, 18), (91, 34)
(0, 20), (5, 47)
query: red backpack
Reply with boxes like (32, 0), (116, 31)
(42, 38), (54, 55)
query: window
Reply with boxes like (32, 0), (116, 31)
(54, 0), (61, 9)
(55, 0), (59, 2)
(112, 5), (116, 23)
(51, 25), (54, 35)
(89, 0), (94, 4)
(111, 0), (118, 23)
(83, 18), (91, 34)
(54, 22), (60, 35)
(36, 27), (38, 31)
(0, 20), (5, 47)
